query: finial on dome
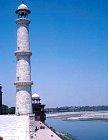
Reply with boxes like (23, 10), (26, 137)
(22, 0), (25, 4)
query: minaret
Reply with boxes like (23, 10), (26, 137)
(0, 84), (3, 115)
(14, 2), (33, 115)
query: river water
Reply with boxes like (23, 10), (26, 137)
(46, 118), (108, 140)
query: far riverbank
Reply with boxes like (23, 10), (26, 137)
(46, 111), (108, 121)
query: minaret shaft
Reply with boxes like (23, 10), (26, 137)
(16, 19), (31, 82)
(17, 19), (30, 51)
(15, 4), (33, 115)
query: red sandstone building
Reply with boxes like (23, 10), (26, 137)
(32, 93), (46, 123)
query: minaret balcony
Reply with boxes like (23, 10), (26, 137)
(16, 18), (30, 25)
(14, 81), (33, 86)
(15, 51), (32, 56)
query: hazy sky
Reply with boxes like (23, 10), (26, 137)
(0, 0), (108, 108)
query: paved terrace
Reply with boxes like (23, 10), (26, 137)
(33, 121), (62, 140)
(0, 115), (62, 140)
(0, 115), (30, 140)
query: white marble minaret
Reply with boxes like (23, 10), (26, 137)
(14, 2), (33, 115)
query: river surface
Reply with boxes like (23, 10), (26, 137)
(46, 118), (108, 140)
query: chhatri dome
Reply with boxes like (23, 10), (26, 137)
(32, 93), (40, 100)
(15, 1), (31, 15)
(18, 3), (28, 10)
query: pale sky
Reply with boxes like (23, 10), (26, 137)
(0, 0), (108, 107)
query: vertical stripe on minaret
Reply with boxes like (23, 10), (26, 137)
(14, 3), (33, 115)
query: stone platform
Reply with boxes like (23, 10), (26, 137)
(0, 115), (62, 140)
(0, 115), (30, 140)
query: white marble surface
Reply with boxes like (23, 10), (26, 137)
(0, 115), (30, 140)
(15, 18), (33, 115)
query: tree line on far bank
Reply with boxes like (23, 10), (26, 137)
(45, 105), (108, 113)
(1, 105), (108, 114)
(2, 104), (15, 114)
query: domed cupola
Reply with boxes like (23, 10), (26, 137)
(32, 93), (40, 100)
(15, 1), (31, 18)
(32, 93), (41, 104)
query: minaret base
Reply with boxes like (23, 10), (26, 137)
(15, 85), (32, 115)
